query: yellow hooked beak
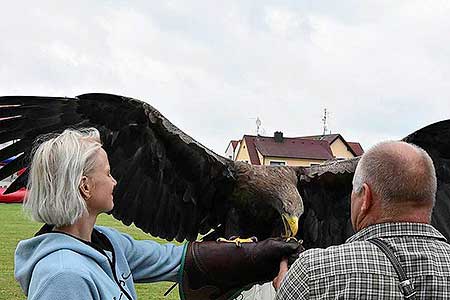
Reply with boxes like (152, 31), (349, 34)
(282, 214), (299, 238)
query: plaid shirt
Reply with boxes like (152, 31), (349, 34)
(276, 223), (450, 299)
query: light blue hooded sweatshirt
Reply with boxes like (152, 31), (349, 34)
(15, 225), (186, 300)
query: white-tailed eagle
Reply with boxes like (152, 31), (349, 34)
(1, 93), (449, 249)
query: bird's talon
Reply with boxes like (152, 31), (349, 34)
(216, 237), (258, 247)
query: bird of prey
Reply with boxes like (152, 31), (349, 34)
(1, 93), (449, 249)
(0, 93), (302, 243)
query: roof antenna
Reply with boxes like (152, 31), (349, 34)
(322, 108), (330, 135)
(256, 117), (262, 136)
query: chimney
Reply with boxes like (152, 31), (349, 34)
(274, 131), (284, 143)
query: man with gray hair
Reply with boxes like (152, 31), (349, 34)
(274, 141), (450, 299)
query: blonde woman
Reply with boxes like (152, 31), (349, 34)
(15, 128), (301, 300)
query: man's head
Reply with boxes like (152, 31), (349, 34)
(351, 141), (437, 231)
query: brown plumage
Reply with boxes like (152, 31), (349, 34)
(224, 162), (303, 239)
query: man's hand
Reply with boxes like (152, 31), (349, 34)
(273, 258), (289, 291)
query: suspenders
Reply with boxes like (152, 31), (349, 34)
(368, 238), (417, 299)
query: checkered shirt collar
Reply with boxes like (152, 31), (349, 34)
(346, 222), (447, 243)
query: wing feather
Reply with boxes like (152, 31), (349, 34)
(298, 119), (450, 249)
(403, 119), (450, 239)
(296, 159), (357, 249)
(0, 93), (236, 241)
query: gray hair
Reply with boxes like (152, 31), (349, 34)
(24, 128), (102, 226)
(352, 141), (437, 207)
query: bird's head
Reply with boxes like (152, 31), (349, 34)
(234, 163), (303, 239)
(265, 166), (303, 238)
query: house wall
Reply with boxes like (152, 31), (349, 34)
(235, 139), (251, 163)
(257, 150), (264, 164)
(262, 156), (325, 166)
(225, 144), (234, 160)
(330, 138), (355, 159)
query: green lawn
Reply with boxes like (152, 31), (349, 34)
(0, 203), (181, 300)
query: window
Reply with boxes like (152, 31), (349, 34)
(269, 161), (286, 166)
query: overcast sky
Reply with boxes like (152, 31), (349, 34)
(1, 1), (449, 154)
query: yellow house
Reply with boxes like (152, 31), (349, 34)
(231, 132), (363, 166)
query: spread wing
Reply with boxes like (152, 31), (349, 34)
(403, 120), (450, 239)
(0, 93), (236, 241)
(296, 159), (357, 249)
(296, 119), (450, 249)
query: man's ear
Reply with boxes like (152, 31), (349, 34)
(360, 183), (373, 212)
(79, 176), (91, 200)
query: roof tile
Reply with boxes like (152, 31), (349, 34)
(348, 142), (364, 156)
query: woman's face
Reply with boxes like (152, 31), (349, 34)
(86, 148), (117, 215)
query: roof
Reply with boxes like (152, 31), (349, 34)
(301, 133), (362, 156)
(242, 135), (262, 165)
(225, 140), (241, 153)
(348, 142), (364, 156)
(300, 134), (341, 143)
(230, 140), (240, 150)
(242, 135), (334, 164)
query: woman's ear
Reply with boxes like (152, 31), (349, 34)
(79, 176), (91, 200)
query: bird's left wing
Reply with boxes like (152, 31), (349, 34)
(0, 93), (236, 241)
(295, 159), (358, 249)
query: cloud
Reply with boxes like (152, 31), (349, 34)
(1, 0), (449, 153)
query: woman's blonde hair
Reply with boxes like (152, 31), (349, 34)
(24, 128), (102, 226)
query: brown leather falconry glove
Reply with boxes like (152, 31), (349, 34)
(179, 238), (304, 300)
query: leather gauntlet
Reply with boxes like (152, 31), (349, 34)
(179, 238), (303, 300)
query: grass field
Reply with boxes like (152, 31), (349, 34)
(0, 203), (181, 300)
